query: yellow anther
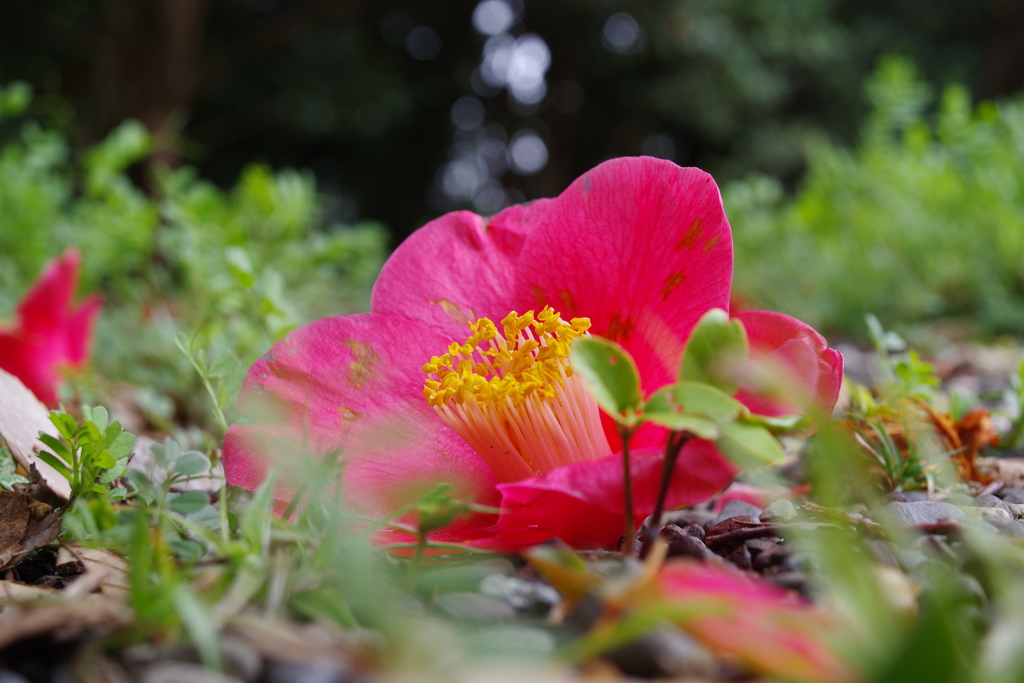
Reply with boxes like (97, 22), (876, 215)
(424, 308), (592, 411)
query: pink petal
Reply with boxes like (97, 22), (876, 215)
(16, 249), (81, 338)
(0, 334), (60, 407)
(65, 295), (102, 367)
(0, 249), (100, 407)
(732, 310), (844, 430)
(495, 440), (737, 549)
(224, 312), (499, 520)
(512, 157), (733, 397)
(659, 561), (857, 683)
(371, 201), (552, 340)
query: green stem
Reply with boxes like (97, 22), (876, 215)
(407, 533), (428, 590)
(620, 426), (636, 556)
(647, 432), (690, 547)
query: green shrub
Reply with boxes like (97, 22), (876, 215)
(728, 57), (1024, 337)
(0, 82), (386, 427)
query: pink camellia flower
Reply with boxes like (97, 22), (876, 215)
(658, 561), (858, 683)
(224, 157), (842, 550)
(0, 249), (102, 407)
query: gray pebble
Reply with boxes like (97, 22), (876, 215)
(479, 574), (560, 612)
(604, 626), (716, 678)
(664, 532), (712, 561)
(141, 663), (242, 683)
(221, 636), (263, 682)
(760, 498), (797, 522)
(971, 494), (1012, 514)
(964, 506), (1013, 526)
(909, 534), (957, 559)
(869, 501), (965, 527)
(264, 662), (349, 683)
(713, 500), (763, 525)
(434, 592), (516, 621)
(767, 571), (809, 594)
(661, 509), (717, 528)
(745, 538), (780, 556)
(867, 539), (901, 568)
(896, 548), (930, 572)
(1000, 488), (1024, 504)
(726, 545), (752, 569)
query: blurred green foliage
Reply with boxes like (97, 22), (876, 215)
(728, 56), (1024, 336)
(0, 81), (386, 428)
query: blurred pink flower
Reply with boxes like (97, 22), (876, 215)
(659, 560), (859, 683)
(0, 249), (101, 407)
(224, 157), (842, 550)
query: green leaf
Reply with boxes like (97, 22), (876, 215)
(173, 585), (223, 670)
(185, 505), (221, 531)
(110, 487), (128, 501)
(105, 430), (136, 460)
(742, 413), (808, 434)
(290, 588), (359, 629)
(84, 406), (109, 433)
(78, 422), (102, 444)
(36, 451), (71, 480)
(569, 337), (644, 424)
(170, 539), (205, 563)
(679, 309), (749, 394)
(0, 447), (29, 490)
(50, 412), (77, 441)
(37, 433), (71, 462)
(99, 457), (129, 484)
(169, 491), (210, 514)
(642, 411), (719, 439)
(173, 452), (210, 476)
(92, 449), (116, 470)
(647, 382), (749, 422)
(415, 483), (470, 534)
(0, 81), (31, 117)
(715, 422), (787, 467)
(174, 332), (192, 358)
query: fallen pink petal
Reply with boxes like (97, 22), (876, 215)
(658, 560), (859, 683)
(0, 249), (101, 407)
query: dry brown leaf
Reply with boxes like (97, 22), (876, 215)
(0, 368), (71, 500)
(954, 409), (1000, 484)
(227, 611), (374, 668)
(0, 580), (55, 600)
(976, 458), (1024, 489)
(0, 486), (62, 572)
(0, 593), (132, 649)
(57, 544), (130, 600)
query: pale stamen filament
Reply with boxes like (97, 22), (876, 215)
(423, 307), (611, 482)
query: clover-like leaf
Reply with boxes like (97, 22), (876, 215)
(648, 382), (749, 422)
(643, 387), (718, 437)
(169, 491), (210, 514)
(715, 422), (787, 467)
(173, 452), (210, 476)
(680, 309), (749, 394)
(742, 413), (808, 434)
(570, 337), (644, 425)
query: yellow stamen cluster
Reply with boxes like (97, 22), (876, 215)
(423, 307), (591, 408)
(423, 307), (611, 483)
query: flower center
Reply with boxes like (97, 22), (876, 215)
(423, 306), (612, 482)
